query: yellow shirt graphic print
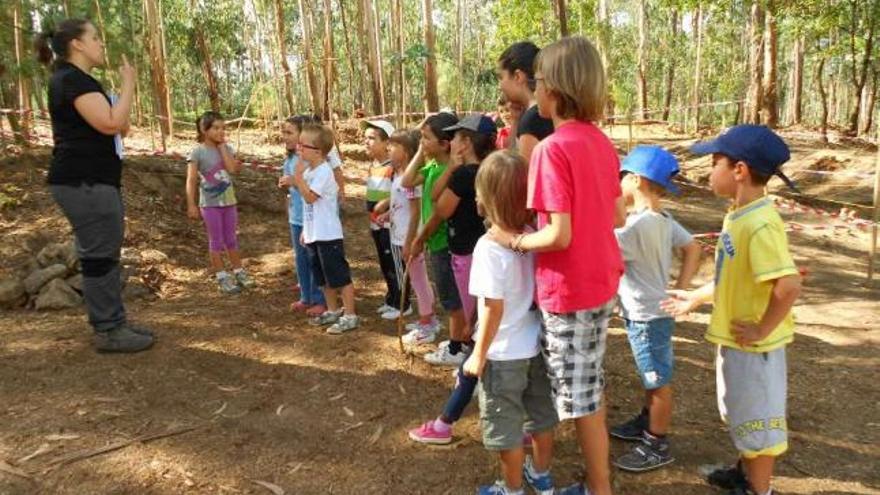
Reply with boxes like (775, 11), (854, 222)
(707, 197), (799, 352)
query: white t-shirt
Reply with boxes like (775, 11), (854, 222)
(469, 236), (541, 361)
(328, 147), (343, 169)
(389, 173), (421, 246)
(302, 162), (343, 243)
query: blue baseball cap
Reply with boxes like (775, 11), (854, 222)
(443, 114), (497, 136)
(621, 145), (681, 195)
(690, 124), (796, 190)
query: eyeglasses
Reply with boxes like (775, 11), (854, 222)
(297, 143), (320, 151)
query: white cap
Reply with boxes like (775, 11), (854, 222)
(361, 119), (395, 138)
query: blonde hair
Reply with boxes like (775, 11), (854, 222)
(475, 150), (532, 232)
(535, 36), (606, 122)
(300, 123), (335, 155)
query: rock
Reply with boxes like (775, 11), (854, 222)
(66, 274), (83, 293)
(34, 278), (82, 310)
(120, 248), (141, 266)
(23, 264), (69, 294)
(0, 277), (26, 308)
(122, 279), (154, 300)
(139, 249), (169, 264)
(36, 242), (78, 270)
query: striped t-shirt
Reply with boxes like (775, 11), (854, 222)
(366, 159), (393, 229)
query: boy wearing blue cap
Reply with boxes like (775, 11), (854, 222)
(609, 145), (702, 473)
(662, 125), (802, 495)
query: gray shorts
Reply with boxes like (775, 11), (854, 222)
(716, 345), (788, 458)
(478, 355), (558, 451)
(428, 249), (462, 311)
(541, 299), (614, 420)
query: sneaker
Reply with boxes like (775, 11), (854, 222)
(126, 322), (155, 337)
(523, 455), (555, 495)
(305, 304), (327, 316)
(310, 309), (343, 326)
(424, 343), (467, 367)
(477, 481), (524, 495)
(376, 303), (395, 314)
(557, 483), (589, 495)
(613, 432), (674, 472)
(381, 307), (413, 320)
(405, 318), (441, 332)
(233, 269), (256, 289)
(217, 274), (241, 294)
(326, 314), (359, 335)
(407, 420), (452, 445)
(704, 461), (748, 490)
(93, 325), (154, 353)
(402, 324), (439, 346)
(610, 409), (648, 441)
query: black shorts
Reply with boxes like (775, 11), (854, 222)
(307, 239), (353, 289)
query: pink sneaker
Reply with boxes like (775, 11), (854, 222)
(408, 420), (452, 445)
(289, 301), (310, 312)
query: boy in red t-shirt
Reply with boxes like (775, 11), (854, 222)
(491, 36), (626, 495)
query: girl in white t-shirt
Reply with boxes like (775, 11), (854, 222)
(463, 150), (558, 495)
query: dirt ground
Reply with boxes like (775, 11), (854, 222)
(1, 122), (878, 495)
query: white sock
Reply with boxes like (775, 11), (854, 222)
(216, 271), (229, 280)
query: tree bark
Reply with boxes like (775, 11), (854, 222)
(143, 0), (173, 139)
(455, 0), (464, 112)
(423, 0), (439, 112)
(12, 0), (31, 144)
(555, 0), (568, 37)
(370, 0), (386, 114)
(661, 9), (677, 122)
(847, 0), (877, 134)
(596, 0), (613, 118)
(298, 0), (323, 116)
(192, 1), (221, 112)
(636, 0), (648, 120)
(393, 0), (405, 126)
(760, 0), (779, 128)
(746, 0), (764, 124)
(337, 0), (360, 113)
(360, 0), (383, 114)
(816, 55), (829, 143)
(690, 3), (703, 132)
(322, 0), (335, 121)
(862, 65), (879, 135)
(788, 34), (804, 125)
(274, 0), (296, 115)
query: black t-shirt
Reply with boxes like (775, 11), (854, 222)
(447, 164), (486, 255)
(516, 104), (554, 141)
(47, 62), (122, 187)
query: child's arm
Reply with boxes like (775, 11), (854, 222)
(410, 189), (460, 257)
(333, 167), (345, 201)
(518, 134), (540, 163)
(292, 166), (321, 204)
(491, 212), (571, 253)
(372, 198), (390, 214)
(614, 196), (627, 228)
(401, 145), (427, 188)
(219, 144), (242, 174)
(185, 162), (200, 219)
(430, 161), (463, 202)
(674, 240), (702, 289)
(661, 281), (715, 316)
(462, 297), (504, 377)
(731, 274), (801, 347)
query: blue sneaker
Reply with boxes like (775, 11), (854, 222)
(477, 481), (525, 495)
(523, 455), (555, 494)
(557, 483), (589, 495)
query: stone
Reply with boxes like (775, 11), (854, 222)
(122, 279), (154, 300)
(139, 249), (169, 265)
(120, 247), (141, 266)
(34, 278), (82, 310)
(36, 242), (78, 270)
(23, 264), (69, 294)
(66, 274), (83, 293)
(0, 277), (26, 308)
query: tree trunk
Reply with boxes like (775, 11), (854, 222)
(192, 2), (221, 112)
(298, 0), (323, 116)
(816, 55), (829, 143)
(393, 0), (405, 126)
(760, 0), (778, 128)
(322, 0), (335, 121)
(359, 0), (383, 115)
(862, 66), (879, 135)
(273, 0), (295, 115)
(455, 0), (464, 112)
(423, 0), (439, 112)
(337, 0), (360, 113)
(788, 34), (804, 125)
(690, 3), (703, 133)
(636, 0), (648, 120)
(370, 0), (386, 114)
(596, 0), (613, 119)
(661, 9), (677, 122)
(143, 0), (173, 139)
(746, 0), (764, 124)
(92, 0), (115, 91)
(12, 0), (31, 144)
(555, 0), (568, 37)
(847, 0), (877, 134)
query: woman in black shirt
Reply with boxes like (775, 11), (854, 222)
(36, 19), (153, 353)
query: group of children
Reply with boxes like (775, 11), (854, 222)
(184, 35), (801, 495)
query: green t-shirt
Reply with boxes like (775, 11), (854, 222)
(420, 159), (449, 253)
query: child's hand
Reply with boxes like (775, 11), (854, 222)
(731, 321), (769, 348)
(462, 353), (485, 378)
(278, 175), (293, 188)
(187, 205), (200, 220)
(402, 242), (412, 261)
(660, 290), (699, 316)
(299, 232), (306, 246)
(486, 225), (515, 250)
(408, 237), (425, 263)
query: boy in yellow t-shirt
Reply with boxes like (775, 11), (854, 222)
(662, 125), (802, 495)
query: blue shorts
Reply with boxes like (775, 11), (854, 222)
(625, 318), (674, 390)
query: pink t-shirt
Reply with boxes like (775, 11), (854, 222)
(527, 120), (623, 313)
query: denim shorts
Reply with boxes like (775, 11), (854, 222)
(428, 249), (462, 311)
(307, 239), (353, 289)
(624, 318), (675, 390)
